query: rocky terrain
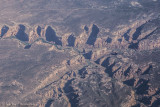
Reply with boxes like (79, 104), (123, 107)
(0, 0), (160, 107)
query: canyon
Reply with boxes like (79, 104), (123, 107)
(0, 0), (160, 107)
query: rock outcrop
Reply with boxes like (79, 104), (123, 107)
(44, 26), (62, 45)
(74, 26), (89, 47)
(0, 25), (9, 37)
(86, 24), (99, 45)
(2, 24), (29, 41)
(62, 34), (75, 47)
(29, 26), (41, 43)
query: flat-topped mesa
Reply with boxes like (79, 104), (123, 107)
(29, 26), (41, 43)
(3, 24), (29, 41)
(0, 25), (9, 37)
(43, 26), (62, 46)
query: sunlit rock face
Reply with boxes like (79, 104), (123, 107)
(0, 0), (160, 107)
